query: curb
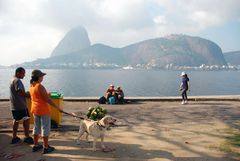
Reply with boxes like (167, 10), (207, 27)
(0, 95), (240, 102)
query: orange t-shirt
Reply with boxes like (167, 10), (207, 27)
(30, 83), (50, 116)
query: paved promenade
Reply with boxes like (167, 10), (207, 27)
(0, 96), (239, 161)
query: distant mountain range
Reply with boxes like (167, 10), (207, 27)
(223, 51), (240, 65)
(11, 26), (240, 69)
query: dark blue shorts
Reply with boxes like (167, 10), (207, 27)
(11, 109), (30, 121)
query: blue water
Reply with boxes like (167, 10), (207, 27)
(1, 69), (240, 97)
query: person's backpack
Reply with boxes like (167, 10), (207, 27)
(109, 96), (116, 105)
(98, 96), (106, 104)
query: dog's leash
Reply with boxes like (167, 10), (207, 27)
(61, 111), (85, 120)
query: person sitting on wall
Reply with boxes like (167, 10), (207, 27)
(115, 86), (124, 104)
(105, 84), (116, 104)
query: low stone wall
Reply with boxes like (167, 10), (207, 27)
(1, 95), (239, 102)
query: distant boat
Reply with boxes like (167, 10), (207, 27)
(122, 66), (134, 70)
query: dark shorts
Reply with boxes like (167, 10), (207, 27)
(11, 109), (30, 121)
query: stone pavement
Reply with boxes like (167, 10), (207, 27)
(0, 98), (239, 161)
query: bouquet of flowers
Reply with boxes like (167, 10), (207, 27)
(86, 106), (107, 121)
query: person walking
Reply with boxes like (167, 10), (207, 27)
(30, 69), (62, 154)
(180, 72), (190, 105)
(9, 67), (33, 144)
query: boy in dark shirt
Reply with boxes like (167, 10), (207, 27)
(180, 72), (190, 105)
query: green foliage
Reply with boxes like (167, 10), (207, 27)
(86, 106), (107, 121)
(209, 129), (240, 157)
(225, 130), (240, 149)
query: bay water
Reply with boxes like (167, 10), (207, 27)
(1, 69), (240, 97)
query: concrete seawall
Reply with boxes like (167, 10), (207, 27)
(1, 95), (239, 102)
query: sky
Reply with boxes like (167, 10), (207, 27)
(0, 0), (239, 66)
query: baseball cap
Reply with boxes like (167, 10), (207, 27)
(32, 69), (46, 77)
(181, 71), (186, 76)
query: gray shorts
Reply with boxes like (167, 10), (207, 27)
(33, 115), (51, 137)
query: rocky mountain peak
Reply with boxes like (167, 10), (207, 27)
(51, 26), (91, 57)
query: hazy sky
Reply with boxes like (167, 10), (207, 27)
(0, 0), (239, 66)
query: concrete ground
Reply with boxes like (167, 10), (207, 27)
(0, 99), (240, 161)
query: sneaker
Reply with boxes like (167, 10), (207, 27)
(32, 144), (43, 152)
(23, 137), (34, 144)
(184, 100), (188, 104)
(11, 136), (21, 144)
(181, 101), (185, 105)
(42, 145), (55, 154)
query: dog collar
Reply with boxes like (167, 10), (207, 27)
(97, 122), (106, 130)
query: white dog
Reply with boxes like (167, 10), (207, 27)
(76, 115), (117, 151)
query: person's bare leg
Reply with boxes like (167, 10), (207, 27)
(12, 120), (19, 138)
(42, 136), (55, 153)
(33, 134), (39, 146)
(23, 119), (30, 138)
(43, 136), (49, 148)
